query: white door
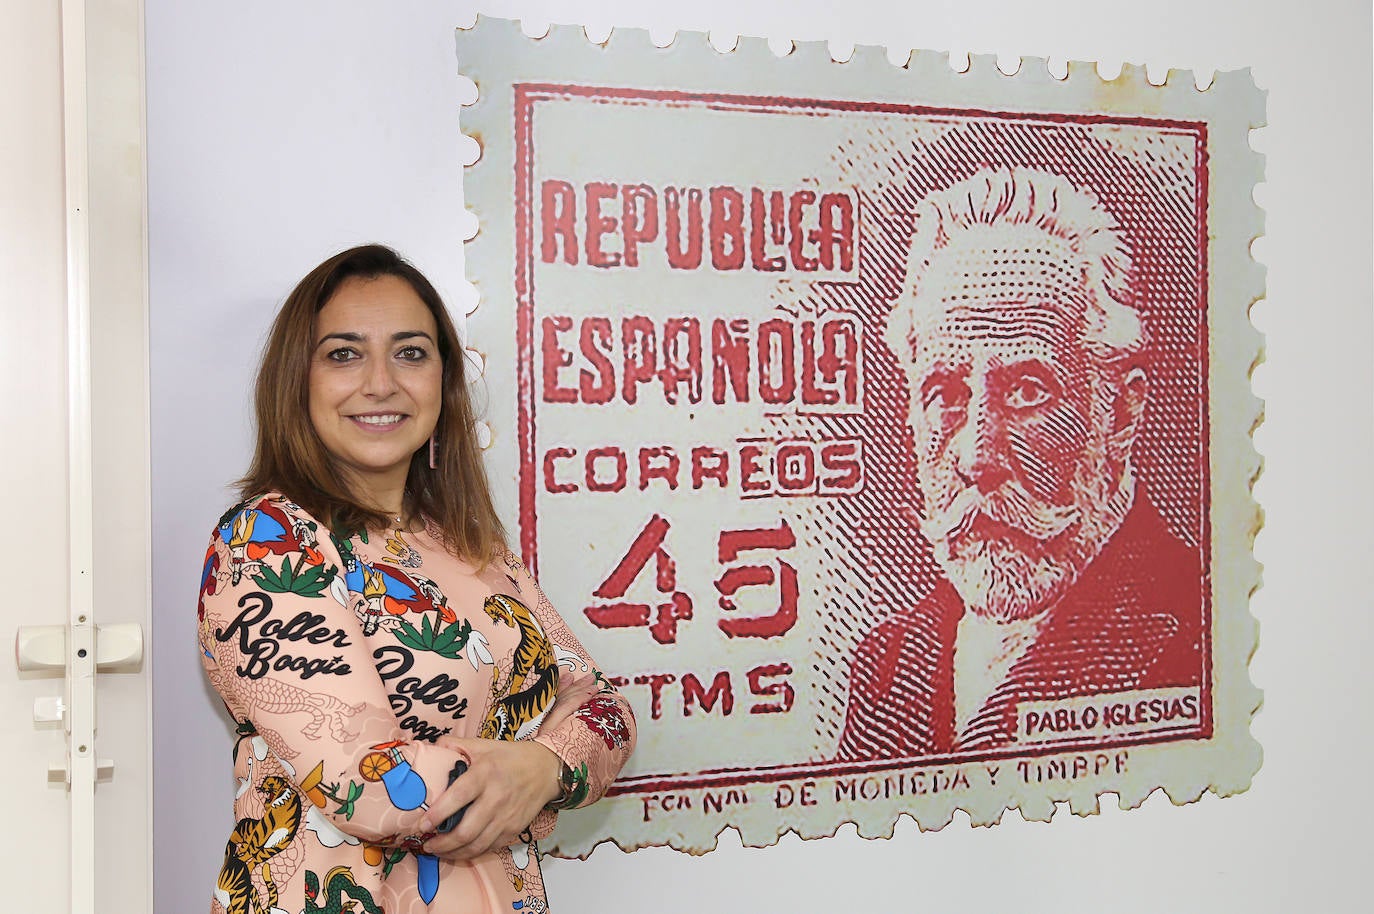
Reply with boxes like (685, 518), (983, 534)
(1, 1), (151, 911)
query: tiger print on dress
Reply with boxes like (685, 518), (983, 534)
(478, 594), (560, 741)
(213, 775), (302, 914)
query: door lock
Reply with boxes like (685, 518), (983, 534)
(14, 622), (143, 674)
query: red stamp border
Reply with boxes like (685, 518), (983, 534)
(511, 83), (1214, 795)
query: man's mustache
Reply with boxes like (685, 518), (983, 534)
(923, 481), (1080, 543)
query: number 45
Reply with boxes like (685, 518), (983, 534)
(583, 514), (799, 644)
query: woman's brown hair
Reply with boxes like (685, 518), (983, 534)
(238, 244), (505, 560)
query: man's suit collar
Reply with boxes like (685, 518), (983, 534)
(937, 494), (1191, 748)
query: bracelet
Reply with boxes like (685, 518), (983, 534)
(546, 760), (578, 811)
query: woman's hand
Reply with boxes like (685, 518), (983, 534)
(419, 737), (563, 860)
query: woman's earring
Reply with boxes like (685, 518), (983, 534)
(428, 433), (438, 470)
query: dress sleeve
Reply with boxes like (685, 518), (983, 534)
(500, 552), (637, 812)
(197, 496), (464, 848)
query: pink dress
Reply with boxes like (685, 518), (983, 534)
(197, 494), (636, 913)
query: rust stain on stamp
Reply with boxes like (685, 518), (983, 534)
(457, 19), (1264, 856)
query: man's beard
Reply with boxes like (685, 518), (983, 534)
(920, 433), (1132, 622)
(930, 532), (1079, 622)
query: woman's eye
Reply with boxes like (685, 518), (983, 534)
(326, 347), (359, 363)
(397, 346), (429, 362)
(1006, 376), (1052, 409)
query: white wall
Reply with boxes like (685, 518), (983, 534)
(147, 1), (1372, 911)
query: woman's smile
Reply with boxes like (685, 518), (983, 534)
(349, 412), (409, 429)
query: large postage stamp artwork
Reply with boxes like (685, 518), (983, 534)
(457, 19), (1264, 856)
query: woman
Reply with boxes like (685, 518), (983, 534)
(197, 244), (635, 914)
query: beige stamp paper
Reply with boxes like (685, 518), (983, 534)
(457, 18), (1263, 856)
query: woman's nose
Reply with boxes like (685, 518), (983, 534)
(361, 359), (399, 397)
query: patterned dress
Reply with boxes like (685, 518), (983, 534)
(197, 494), (636, 914)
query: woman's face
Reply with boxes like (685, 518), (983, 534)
(308, 274), (443, 510)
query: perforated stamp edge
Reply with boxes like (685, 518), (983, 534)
(455, 15), (1264, 858)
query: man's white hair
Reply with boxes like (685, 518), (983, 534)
(889, 166), (1144, 368)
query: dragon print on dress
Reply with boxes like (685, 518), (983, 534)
(214, 775), (303, 914)
(202, 622), (364, 761)
(303, 866), (383, 914)
(478, 594), (560, 741)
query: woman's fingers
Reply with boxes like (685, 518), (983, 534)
(436, 803), (520, 859)
(426, 788), (527, 857)
(421, 758), (480, 836)
(421, 739), (563, 859)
